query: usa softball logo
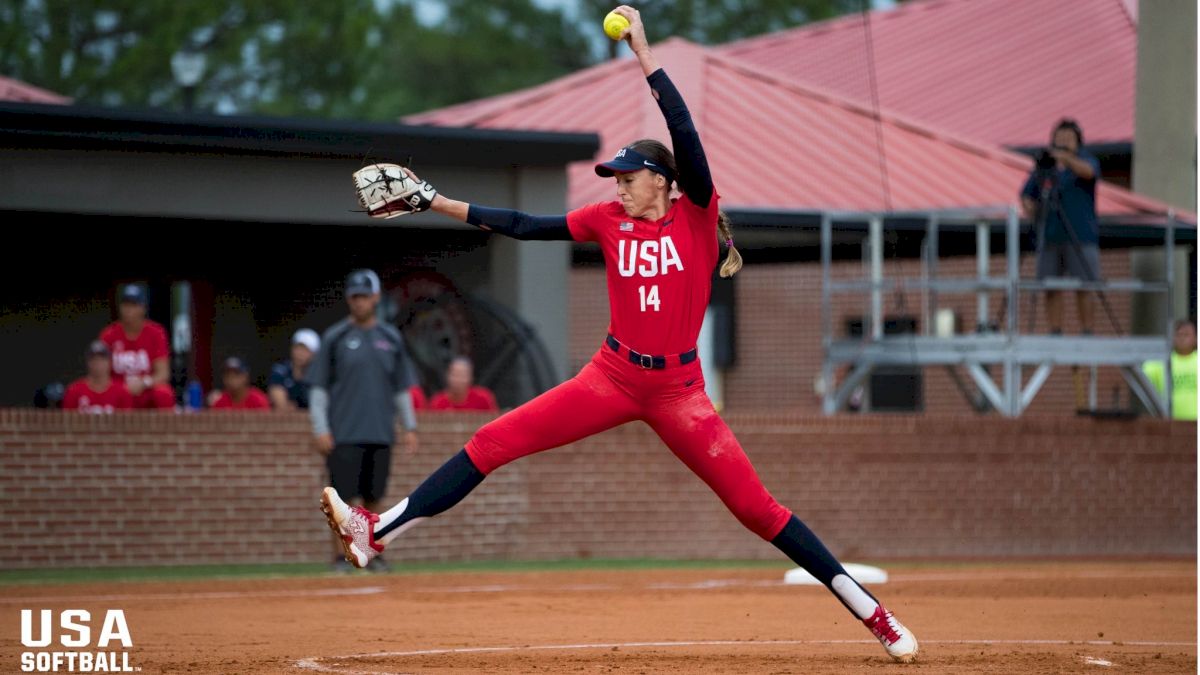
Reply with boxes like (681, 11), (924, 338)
(20, 609), (138, 672)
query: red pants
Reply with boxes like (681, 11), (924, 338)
(132, 384), (176, 410)
(466, 346), (792, 540)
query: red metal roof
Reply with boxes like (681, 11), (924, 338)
(406, 38), (1184, 221)
(0, 76), (70, 104)
(720, 0), (1138, 148)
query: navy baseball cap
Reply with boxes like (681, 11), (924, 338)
(86, 340), (110, 358)
(119, 284), (148, 305)
(594, 145), (674, 182)
(222, 356), (249, 374)
(345, 269), (381, 297)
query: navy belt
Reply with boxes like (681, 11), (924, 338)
(605, 334), (697, 370)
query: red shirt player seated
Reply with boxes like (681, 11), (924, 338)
(429, 356), (498, 412)
(99, 284), (175, 410)
(210, 357), (271, 410)
(62, 340), (134, 414)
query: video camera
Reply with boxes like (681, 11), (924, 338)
(1035, 148), (1058, 171)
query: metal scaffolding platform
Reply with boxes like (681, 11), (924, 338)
(820, 206), (1184, 417)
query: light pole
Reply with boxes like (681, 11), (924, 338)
(170, 48), (207, 113)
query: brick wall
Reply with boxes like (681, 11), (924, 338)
(0, 410), (1192, 569)
(571, 251), (1147, 414)
(569, 266), (612, 374)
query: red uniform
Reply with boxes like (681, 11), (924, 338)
(62, 378), (134, 414)
(350, 66), (916, 662)
(99, 321), (175, 409)
(211, 387), (271, 410)
(466, 191), (792, 542)
(430, 386), (498, 412)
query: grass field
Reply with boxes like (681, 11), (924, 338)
(0, 558), (791, 585)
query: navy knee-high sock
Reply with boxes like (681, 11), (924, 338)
(374, 449), (485, 539)
(771, 515), (880, 619)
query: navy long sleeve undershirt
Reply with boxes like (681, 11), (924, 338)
(646, 68), (713, 209)
(466, 205), (571, 241)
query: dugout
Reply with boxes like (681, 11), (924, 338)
(0, 101), (598, 407)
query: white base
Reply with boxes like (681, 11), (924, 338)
(784, 563), (888, 585)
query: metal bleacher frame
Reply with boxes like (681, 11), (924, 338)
(820, 205), (1181, 417)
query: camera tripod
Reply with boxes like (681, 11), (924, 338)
(1025, 169), (1123, 335)
(1024, 168), (1126, 412)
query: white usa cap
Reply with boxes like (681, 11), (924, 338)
(292, 328), (321, 353)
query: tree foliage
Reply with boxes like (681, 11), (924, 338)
(0, 0), (861, 119)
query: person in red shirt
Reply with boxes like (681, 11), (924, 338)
(98, 284), (175, 410)
(62, 340), (134, 414)
(210, 357), (270, 410)
(322, 8), (915, 664)
(409, 384), (427, 410)
(429, 357), (498, 412)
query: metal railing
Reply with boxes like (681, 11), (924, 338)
(820, 205), (1180, 416)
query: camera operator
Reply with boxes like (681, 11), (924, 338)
(1020, 118), (1101, 335)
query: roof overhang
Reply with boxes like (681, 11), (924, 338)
(1009, 142), (1133, 161)
(0, 102), (599, 166)
(723, 205), (1195, 247)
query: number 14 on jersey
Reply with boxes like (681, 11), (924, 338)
(639, 285), (661, 312)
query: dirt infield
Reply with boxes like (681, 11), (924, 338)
(1, 561), (1194, 674)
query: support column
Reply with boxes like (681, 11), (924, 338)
(1131, 0), (1195, 377)
(488, 167), (571, 388)
(976, 221), (989, 332)
(869, 216), (883, 340)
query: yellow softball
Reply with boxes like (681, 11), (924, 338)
(604, 11), (630, 41)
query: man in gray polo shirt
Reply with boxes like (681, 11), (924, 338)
(309, 269), (419, 572)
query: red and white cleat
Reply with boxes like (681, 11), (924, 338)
(863, 605), (919, 663)
(320, 487), (385, 568)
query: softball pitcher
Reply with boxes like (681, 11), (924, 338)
(325, 5), (917, 662)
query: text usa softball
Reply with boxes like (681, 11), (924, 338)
(20, 609), (136, 672)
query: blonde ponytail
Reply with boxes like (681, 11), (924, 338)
(717, 211), (742, 277)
